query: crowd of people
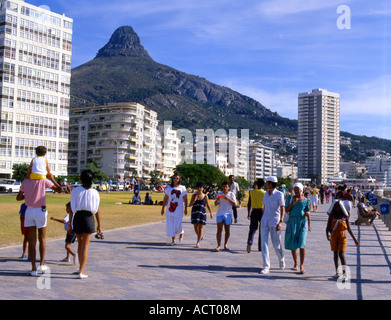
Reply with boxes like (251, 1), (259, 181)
(16, 146), (381, 281)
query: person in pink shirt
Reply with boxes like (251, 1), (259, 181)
(16, 178), (61, 276)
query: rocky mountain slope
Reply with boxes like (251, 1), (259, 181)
(70, 26), (297, 136)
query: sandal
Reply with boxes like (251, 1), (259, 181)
(214, 247), (220, 252)
(291, 265), (298, 271)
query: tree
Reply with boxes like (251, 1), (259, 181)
(175, 163), (227, 188)
(149, 170), (161, 185)
(12, 163), (29, 182)
(84, 162), (109, 181)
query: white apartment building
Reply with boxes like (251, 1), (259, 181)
(68, 103), (161, 180)
(248, 142), (276, 182)
(160, 123), (180, 181)
(298, 89), (340, 184)
(195, 134), (249, 179)
(0, 0), (72, 178)
(365, 155), (391, 186)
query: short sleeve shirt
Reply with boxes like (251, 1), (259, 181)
(20, 178), (53, 208)
(229, 182), (240, 195)
(262, 189), (285, 227)
(70, 186), (100, 214)
(165, 185), (187, 218)
(216, 191), (237, 216)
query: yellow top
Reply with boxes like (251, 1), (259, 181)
(250, 189), (266, 209)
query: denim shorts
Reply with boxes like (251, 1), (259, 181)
(216, 213), (232, 225)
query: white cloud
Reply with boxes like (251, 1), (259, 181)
(341, 75), (391, 117)
(257, 0), (351, 17)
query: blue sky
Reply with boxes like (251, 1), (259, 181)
(29, 0), (391, 140)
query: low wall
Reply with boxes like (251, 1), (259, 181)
(370, 195), (391, 231)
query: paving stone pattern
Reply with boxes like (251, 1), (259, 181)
(1, 202), (391, 300)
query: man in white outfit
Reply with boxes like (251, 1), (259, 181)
(260, 176), (286, 274)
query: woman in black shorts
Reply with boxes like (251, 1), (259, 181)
(68, 170), (102, 279)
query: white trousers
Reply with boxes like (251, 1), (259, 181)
(260, 220), (284, 270)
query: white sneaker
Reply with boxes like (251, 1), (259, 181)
(38, 265), (48, 273)
(30, 270), (38, 276)
(279, 260), (286, 270)
(79, 273), (88, 279)
(260, 268), (270, 274)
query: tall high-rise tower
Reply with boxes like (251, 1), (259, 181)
(0, 1), (72, 178)
(298, 89), (340, 184)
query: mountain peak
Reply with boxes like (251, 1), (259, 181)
(95, 26), (152, 59)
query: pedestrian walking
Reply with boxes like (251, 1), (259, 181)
(189, 181), (213, 248)
(50, 202), (77, 265)
(228, 175), (240, 223)
(326, 200), (359, 280)
(260, 176), (286, 274)
(319, 185), (325, 204)
(16, 178), (62, 276)
(310, 184), (319, 212)
(246, 179), (265, 253)
(325, 187), (331, 204)
(161, 173), (188, 245)
(68, 169), (102, 279)
(284, 183), (311, 274)
(214, 181), (236, 252)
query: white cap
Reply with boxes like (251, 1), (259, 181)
(293, 182), (304, 192)
(265, 176), (278, 183)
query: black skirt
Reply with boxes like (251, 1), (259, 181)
(73, 210), (95, 234)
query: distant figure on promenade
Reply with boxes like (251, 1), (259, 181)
(319, 185), (325, 204)
(214, 181), (236, 252)
(284, 183), (311, 274)
(260, 176), (286, 274)
(326, 200), (359, 280)
(161, 173), (188, 245)
(50, 202), (77, 265)
(16, 177), (62, 276)
(325, 187), (331, 204)
(228, 175), (240, 223)
(26, 145), (60, 189)
(343, 188), (354, 217)
(310, 184), (319, 212)
(189, 181), (213, 248)
(68, 169), (102, 279)
(246, 179), (265, 253)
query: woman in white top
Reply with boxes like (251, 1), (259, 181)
(68, 169), (101, 279)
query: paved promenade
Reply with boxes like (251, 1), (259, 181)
(1, 202), (391, 301)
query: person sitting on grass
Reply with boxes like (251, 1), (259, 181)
(130, 191), (141, 204)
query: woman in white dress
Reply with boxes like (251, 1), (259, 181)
(161, 173), (188, 245)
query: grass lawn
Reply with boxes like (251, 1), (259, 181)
(0, 190), (238, 248)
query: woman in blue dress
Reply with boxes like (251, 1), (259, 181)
(285, 183), (311, 274)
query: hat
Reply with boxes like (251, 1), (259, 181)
(293, 182), (304, 192)
(265, 176), (278, 183)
